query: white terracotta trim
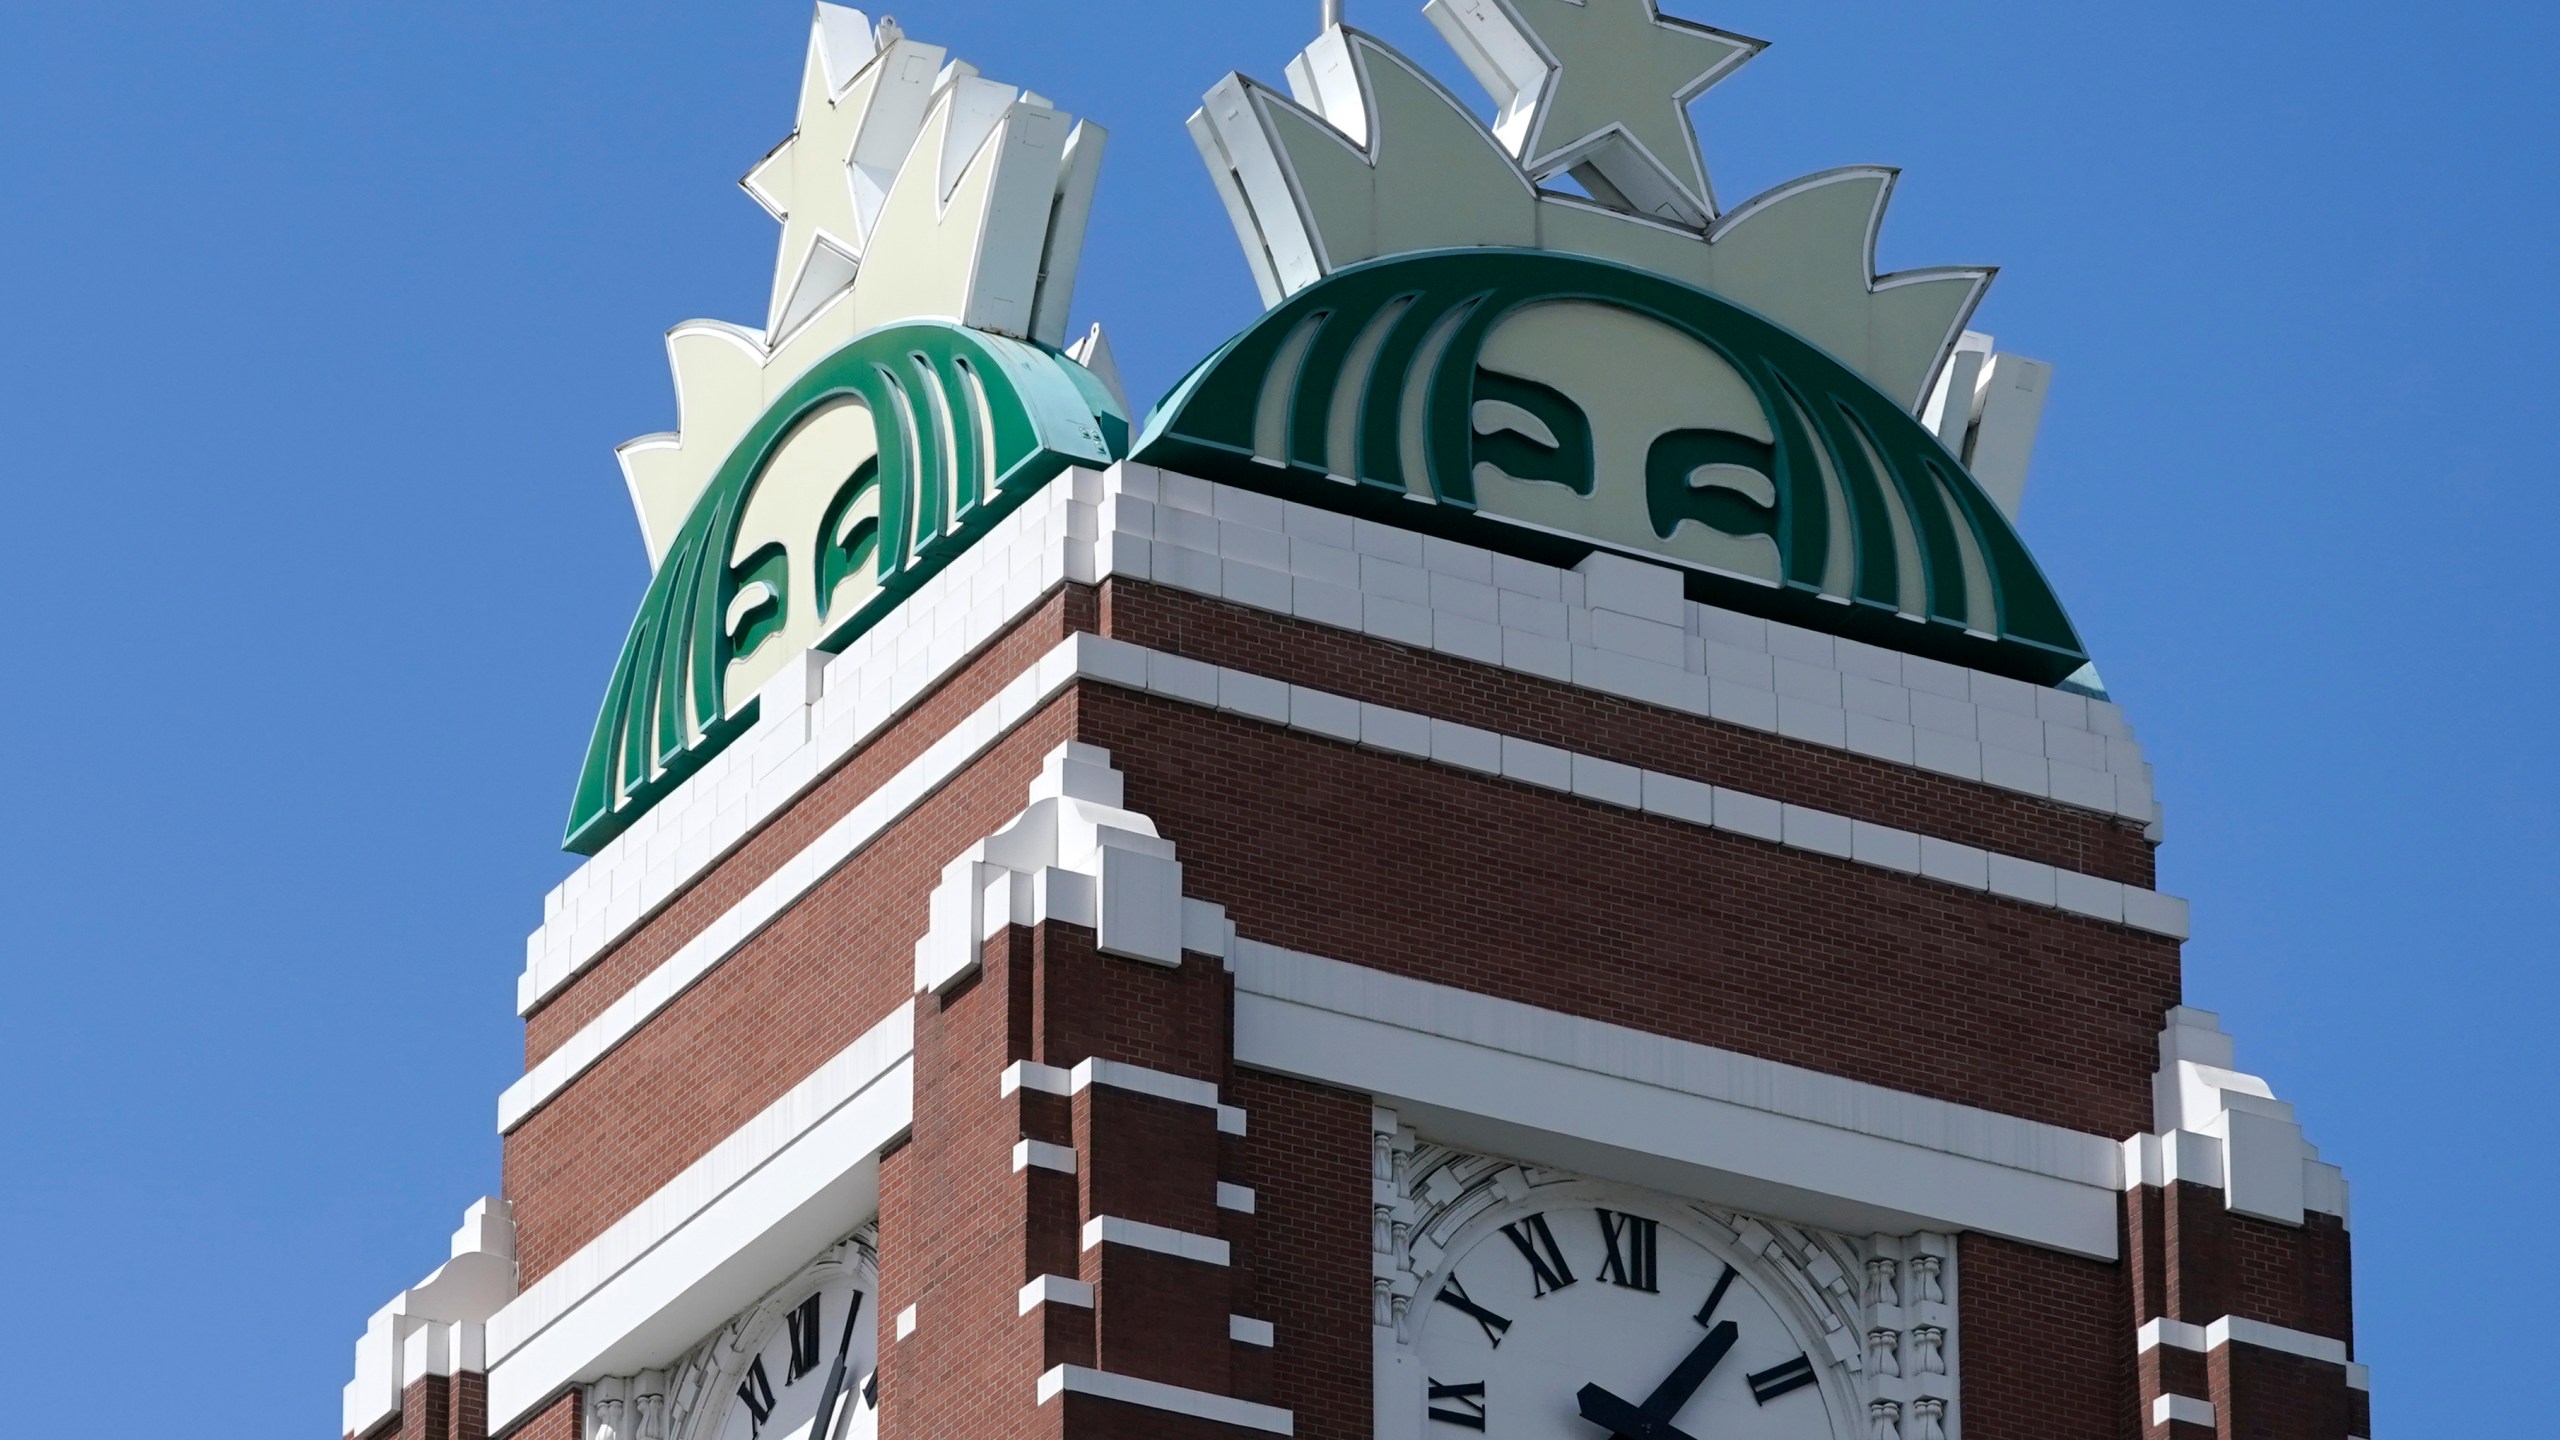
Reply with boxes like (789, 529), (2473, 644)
(1037, 1364), (1294, 1434)
(506, 633), (2186, 1138)
(1233, 944), (2125, 1259)
(484, 1003), (912, 1430)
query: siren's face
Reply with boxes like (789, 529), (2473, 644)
(723, 398), (885, 707)
(1471, 301), (1785, 586)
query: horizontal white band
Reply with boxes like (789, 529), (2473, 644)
(510, 626), (2179, 1138)
(485, 1004), (913, 1429)
(1230, 1315), (1275, 1347)
(1013, 1139), (1077, 1174)
(1020, 1275), (1095, 1313)
(1217, 1183), (1257, 1214)
(1038, 1364), (1294, 1434)
(1082, 1216), (1231, 1267)
(1071, 635), (2186, 938)
(1236, 944), (2124, 1259)
(1001, 1057), (1249, 1135)
(2138, 1314), (2351, 1367)
(2152, 1394), (2215, 1427)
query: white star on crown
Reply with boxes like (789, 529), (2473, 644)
(1426, 0), (1761, 226)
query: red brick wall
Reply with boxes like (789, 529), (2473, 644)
(504, 696), (1080, 1285)
(1082, 686), (2179, 1137)
(527, 586), (1093, 1061)
(1958, 1233), (2135, 1440)
(1228, 1069), (1374, 1440)
(1098, 580), (2155, 887)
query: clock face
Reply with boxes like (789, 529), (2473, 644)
(714, 1271), (878, 1440)
(1414, 1203), (1841, 1440)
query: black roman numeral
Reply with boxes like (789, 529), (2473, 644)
(1427, 1380), (1488, 1431)
(1499, 1214), (1577, 1296)
(787, 1294), (824, 1382)
(1747, 1354), (1818, 1405)
(1434, 1275), (1514, 1348)
(1695, 1263), (1740, 1327)
(736, 1355), (778, 1436)
(1594, 1210), (1658, 1293)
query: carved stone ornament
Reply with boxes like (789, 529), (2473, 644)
(1370, 1108), (1960, 1439)
(585, 1226), (878, 1440)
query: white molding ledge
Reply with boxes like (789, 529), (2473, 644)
(1037, 1364), (1295, 1435)
(1233, 944), (2125, 1259)
(2153, 1394), (2216, 1427)
(1081, 1215), (1232, 1267)
(483, 1004), (913, 1431)
(2139, 1314), (2352, 1368)
(506, 632), (2183, 1140)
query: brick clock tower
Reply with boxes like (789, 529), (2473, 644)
(342, 7), (2369, 1440)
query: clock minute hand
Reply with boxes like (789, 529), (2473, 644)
(1637, 1319), (1740, 1423)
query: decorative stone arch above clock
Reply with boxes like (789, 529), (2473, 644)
(585, 1226), (878, 1440)
(1370, 1110), (1960, 1440)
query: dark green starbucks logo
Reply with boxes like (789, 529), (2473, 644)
(1135, 248), (2085, 685)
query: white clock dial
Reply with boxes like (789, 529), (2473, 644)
(1414, 1204), (1842, 1440)
(715, 1272), (877, 1440)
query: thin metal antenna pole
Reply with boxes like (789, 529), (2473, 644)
(1322, 1), (1343, 31)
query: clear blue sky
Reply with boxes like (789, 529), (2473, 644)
(1, 2), (2547, 1433)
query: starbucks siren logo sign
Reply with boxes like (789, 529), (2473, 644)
(566, 1), (2081, 853)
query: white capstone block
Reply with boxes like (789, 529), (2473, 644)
(1703, 640), (1775, 688)
(1969, 671), (2036, 716)
(1219, 669), (1292, 726)
(2036, 687), (2089, 726)
(2054, 871), (2125, 924)
(1710, 679), (1779, 733)
(1284, 499), (1356, 546)
(1428, 571), (1500, 621)
(1354, 517), (1426, 564)
(1431, 720), (1504, 776)
(1223, 560), (1295, 613)
(1213, 484), (1285, 530)
(1912, 729), (1983, 782)
(1987, 854), (2058, 907)
(1842, 674), (1911, 722)
(1504, 629), (1572, 681)
(1292, 578), (1365, 630)
(1774, 658), (1843, 705)
(1575, 551), (1685, 623)
(1979, 745), (2050, 797)
(1157, 540), (1223, 597)
(1219, 520), (1290, 571)
(1592, 610), (1686, 667)
(2049, 762), (2118, 812)
(2122, 889), (2191, 940)
(1641, 772), (1717, 828)
(1571, 755), (1644, 808)
(1782, 804), (1855, 858)
(1291, 686), (1362, 742)
(1698, 607), (1767, 652)
(2044, 724), (2107, 771)
(1433, 613), (1505, 665)
(1491, 552), (1561, 599)
(1360, 555), (1431, 605)
(1764, 622), (1834, 667)
(1159, 470), (1215, 515)
(1148, 651), (1222, 708)
(1289, 538), (1360, 588)
(1423, 535), (1494, 582)
(1362, 596), (1434, 647)
(1919, 837), (1991, 890)
(1155, 503), (1218, 554)
(1833, 638), (1900, 683)
(1097, 846), (1185, 966)
(1844, 713), (1916, 765)
(1361, 703), (1433, 758)
(1851, 822), (1923, 874)
(1975, 707), (2045, 755)
(1776, 698), (1848, 749)
(1713, 788), (1784, 842)
(1501, 737), (1573, 792)
(1499, 589), (1569, 638)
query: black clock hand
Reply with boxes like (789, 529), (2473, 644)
(1636, 1319), (1740, 1422)
(1576, 1382), (1695, 1440)
(805, 1292), (865, 1440)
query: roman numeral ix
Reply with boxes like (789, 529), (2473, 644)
(1747, 1354), (1818, 1405)
(1427, 1380), (1488, 1431)
(1499, 1214), (1577, 1297)
(736, 1356), (778, 1436)
(1595, 1209), (1658, 1293)
(1435, 1276), (1514, 1348)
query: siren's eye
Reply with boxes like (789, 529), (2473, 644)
(1472, 368), (1595, 496)
(727, 542), (790, 661)
(1646, 428), (1779, 543)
